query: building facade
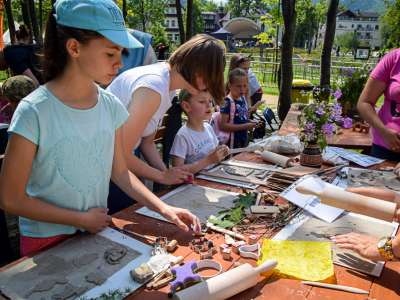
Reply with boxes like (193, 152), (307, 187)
(336, 10), (381, 49)
(164, 2), (180, 43)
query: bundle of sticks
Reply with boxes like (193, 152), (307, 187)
(265, 165), (345, 192)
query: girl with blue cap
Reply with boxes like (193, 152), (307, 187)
(0, 0), (201, 256)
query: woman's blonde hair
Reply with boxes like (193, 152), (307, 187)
(169, 34), (226, 105)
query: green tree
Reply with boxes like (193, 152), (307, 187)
(228, 0), (268, 18)
(335, 31), (359, 55)
(294, 0), (318, 52)
(380, 0), (400, 48)
(148, 22), (168, 47)
(125, 0), (167, 33)
(256, 0), (281, 45)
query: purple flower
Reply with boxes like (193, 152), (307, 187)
(316, 105), (325, 116)
(333, 89), (342, 100)
(342, 117), (353, 129)
(341, 67), (356, 77)
(322, 123), (335, 136)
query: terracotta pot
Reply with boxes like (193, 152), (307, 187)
(300, 143), (322, 167)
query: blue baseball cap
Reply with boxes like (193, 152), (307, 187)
(54, 0), (143, 49)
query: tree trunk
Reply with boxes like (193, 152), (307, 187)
(185, 0), (193, 41)
(28, 0), (42, 45)
(175, 0), (185, 44)
(277, 0), (296, 122)
(21, 0), (33, 43)
(122, 0), (127, 21)
(320, 0), (339, 88)
(39, 0), (42, 38)
(140, 0), (146, 31)
(4, 0), (16, 44)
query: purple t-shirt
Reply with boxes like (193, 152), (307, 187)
(370, 49), (400, 149)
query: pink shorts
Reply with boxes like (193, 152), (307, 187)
(20, 234), (70, 257)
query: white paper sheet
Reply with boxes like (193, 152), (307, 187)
(326, 146), (384, 167)
(280, 175), (344, 223)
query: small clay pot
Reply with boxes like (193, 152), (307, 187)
(300, 143), (322, 167)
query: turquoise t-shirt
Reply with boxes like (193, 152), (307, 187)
(8, 85), (129, 238)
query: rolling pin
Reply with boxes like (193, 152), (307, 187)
(296, 183), (396, 222)
(173, 260), (277, 300)
(255, 150), (295, 168)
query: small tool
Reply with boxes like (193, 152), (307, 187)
(302, 281), (369, 294)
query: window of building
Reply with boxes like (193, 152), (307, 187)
(351, 24), (354, 28)
(375, 25), (379, 30)
(171, 19), (176, 27)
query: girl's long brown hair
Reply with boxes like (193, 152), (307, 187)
(43, 9), (102, 82)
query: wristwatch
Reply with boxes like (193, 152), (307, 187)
(377, 236), (395, 261)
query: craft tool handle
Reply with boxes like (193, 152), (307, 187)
(302, 281), (369, 294)
(174, 261), (277, 300)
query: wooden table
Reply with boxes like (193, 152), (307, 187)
(2, 153), (400, 300)
(110, 152), (400, 300)
(278, 108), (373, 152)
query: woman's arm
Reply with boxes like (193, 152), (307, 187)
(139, 133), (167, 171)
(111, 128), (201, 232)
(0, 134), (110, 233)
(219, 113), (256, 132)
(357, 77), (400, 151)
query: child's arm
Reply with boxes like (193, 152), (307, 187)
(111, 128), (201, 233)
(248, 100), (263, 114)
(0, 134), (111, 233)
(172, 145), (229, 174)
(219, 113), (257, 132)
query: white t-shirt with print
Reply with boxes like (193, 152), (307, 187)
(170, 123), (219, 164)
(107, 62), (175, 149)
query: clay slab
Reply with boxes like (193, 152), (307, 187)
(0, 227), (152, 299)
(136, 184), (238, 223)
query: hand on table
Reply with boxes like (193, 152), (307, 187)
(80, 207), (112, 233)
(160, 205), (202, 233)
(331, 232), (382, 261)
(160, 167), (193, 185)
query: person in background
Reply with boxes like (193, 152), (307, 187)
(358, 49), (400, 161)
(228, 54), (264, 109)
(0, 0), (200, 257)
(0, 75), (36, 124)
(170, 90), (229, 174)
(219, 68), (258, 148)
(117, 29), (157, 75)
(0, 24), (42, 86)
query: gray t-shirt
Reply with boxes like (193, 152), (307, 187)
(170, 123), (219, 164)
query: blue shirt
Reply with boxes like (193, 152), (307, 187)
(220, 96), (249, 145)
(8, 85), (129, 237)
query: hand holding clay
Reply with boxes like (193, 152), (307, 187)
(331, 232), (382, 261)
(208, 145), (229, 164)
(81, 207), (112, 233)
(160, 167), (193, 185)
(161, 204), (202, 233)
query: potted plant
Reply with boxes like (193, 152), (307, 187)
(336, 65), (371, 117)
(298, 87), (348, 167)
